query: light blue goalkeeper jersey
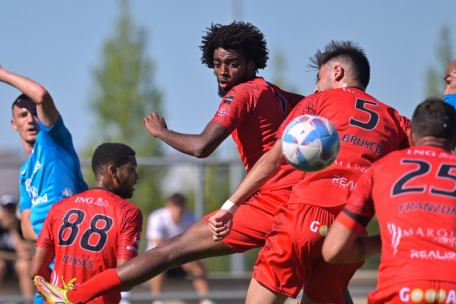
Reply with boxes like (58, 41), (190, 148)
(18, 115), (88, 236)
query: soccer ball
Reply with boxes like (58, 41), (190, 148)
(281, 114), (340, 172)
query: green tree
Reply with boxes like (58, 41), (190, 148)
(270, 49), (298, 93)
(425, 26), (454, 98)
(85, 0), (165, 218)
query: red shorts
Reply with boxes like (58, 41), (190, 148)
(369, 280), (456, 304)
(253, 203), (364, 302)
(204, 189), (292, 253)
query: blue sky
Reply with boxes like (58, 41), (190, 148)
(1, 0), (454, 157)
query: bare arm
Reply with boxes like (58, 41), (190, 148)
(322, 220), (381, 264)
(20, 209), (38, 241)
(30, 247), (54, 280)
(0, 67), (59, 127)
(144, 113), (230, 158)
(229, 139), (283, 204)
(208, 140), (283, 240)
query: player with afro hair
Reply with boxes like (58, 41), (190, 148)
(200, 21), (269, 74)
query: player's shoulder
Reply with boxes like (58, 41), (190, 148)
(50, 191), (84, 212)
(228, 77), (269, 98)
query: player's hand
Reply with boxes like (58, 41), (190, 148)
(207, 209), (233, 241)
(144, 112), (168, 137)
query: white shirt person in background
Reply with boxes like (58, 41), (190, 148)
(146, 193), (215, 304)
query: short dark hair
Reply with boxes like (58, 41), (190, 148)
(309, 40), (371, 88)
(412, 98), (456, 141)
(166, 193), (186, 207)
(200, 21), (269, 74)
(91, 143), (136, 176)
(11, 94), (36, 115)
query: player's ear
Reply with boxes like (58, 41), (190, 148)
(409, 130), (416, 147)
(334, 64), (344, 82)
(11, 118), (18, 131)
(107, 164), (118, 178)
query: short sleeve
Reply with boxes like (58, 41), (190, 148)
(39, 115), (73, 148)
(35, 209), (55, 251)
(335, 167), (376, 235)
(210, 88), (255, 133)
(117, 208), (143, 260)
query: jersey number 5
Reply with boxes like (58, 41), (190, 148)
(58, 209), (114, 252)
(349, 99), (379, 130)
(392, 159), (456, 198)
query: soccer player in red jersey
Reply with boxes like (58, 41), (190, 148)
(34, 21), (309, 304)
(208, 40), (411, 304)
(32, 143), (142, 304)
(323, 98), (456, 304)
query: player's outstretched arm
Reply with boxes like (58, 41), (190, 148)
(144, 113), (230, 158)
(208, 140), (283, 240)
(31, 247), (55, 281)
(322, 220), (381, 264)
(0, 66), (59, 127)
(230, 139), (283, 203)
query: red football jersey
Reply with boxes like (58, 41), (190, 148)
(276, 87), (411, 207)
(337, 146), (456, 289)
(211, 77), (305, 192)
(36, 188), (143, 304)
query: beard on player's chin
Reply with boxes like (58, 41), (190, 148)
(218, 86), (229, 98)
(216, 73), (252, 98)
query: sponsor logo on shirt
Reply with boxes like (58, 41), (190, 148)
(74, 197), (108, 207)
(25, 161), (44, 206)
(223, 95), (234, 104)
(310, 221), (329, 237)
(406, 148), (456, 159)
(399, 287), (456, 303)
(331, 175), (357, 190)
(333, 160), (370, 172)
(387, 222), (456, 256)
(126, 245), (138, 252)
(61, 188), (74, 198)
(32, 193), (48, 206)
(216, 106), (228, 117)
(341, 133), (383, 154)
(134, 237), (140, 245)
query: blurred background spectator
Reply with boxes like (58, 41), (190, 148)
(0, 193), (34, 303)
(147, 193), (215, 304)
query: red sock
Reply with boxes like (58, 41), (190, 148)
(66, 269), (123, 303)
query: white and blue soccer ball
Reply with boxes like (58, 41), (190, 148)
(281, 114), (340, 172)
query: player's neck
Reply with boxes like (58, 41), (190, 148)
(91, 186), (115, 193)
(415, 137), (453, 152)
(22, 138), (34, 156)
